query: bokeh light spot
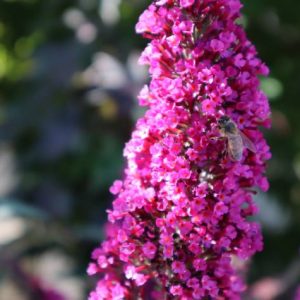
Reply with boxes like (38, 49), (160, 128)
(260, 77), (283, 100)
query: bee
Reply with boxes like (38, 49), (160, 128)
(218, 116), (256, 161)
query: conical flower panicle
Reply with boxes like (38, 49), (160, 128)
(88, 0), (271, 299)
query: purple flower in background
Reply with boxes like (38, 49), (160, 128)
(296, 286), (300, 300)
(88, 0), (271, 299)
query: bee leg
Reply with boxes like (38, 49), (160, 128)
(219, 142), (232, 161)
(211, 136), (225, 141)
(221, 148), (227, 160)
(214, 145), (226, 160)
(210, 137), (227, 160)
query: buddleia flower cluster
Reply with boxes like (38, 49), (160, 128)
(88, 0), (271, 299)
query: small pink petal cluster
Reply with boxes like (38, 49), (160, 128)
(88, 0), (271, 299)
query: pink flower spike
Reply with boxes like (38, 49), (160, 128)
(88, 0), (271, 299)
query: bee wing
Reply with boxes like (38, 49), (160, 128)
(240, 131), (256, 153)
(228, 147), (242, 161)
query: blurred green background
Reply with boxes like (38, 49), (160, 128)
(0, 0), (299, 299)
